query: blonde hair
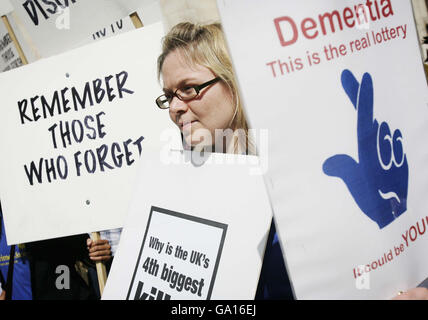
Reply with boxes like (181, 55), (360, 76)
(158, 22), (253, 154)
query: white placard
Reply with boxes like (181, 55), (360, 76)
(8, 0), (143, 59)
(0, 19), (23, 72)
(0, 1), (14, 16)
(0, 22), (181, 245)
(127, 206), (227, 300)
(103, 150), (272, 300)
(218, 0), (428, 299)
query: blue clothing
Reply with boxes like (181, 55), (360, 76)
(25, 234), (97, 300)
(0, 211), (32, 300)
(256, 219), (294, 300)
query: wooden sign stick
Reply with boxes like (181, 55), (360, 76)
(1, 15), (28, 65)
(91, 231), (108, 296)
(130, 12), (144, 29)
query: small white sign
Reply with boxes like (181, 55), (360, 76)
(127, 206), (227, 300)
(8, 0), (143, 58)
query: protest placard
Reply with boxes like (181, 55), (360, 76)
(89, 16), (135, 43)
(103, 150), (272, 300)
(218, 0), (428, 298)
(0, 22), (181, 245)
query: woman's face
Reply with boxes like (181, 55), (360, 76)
(161, 49), (235, 147)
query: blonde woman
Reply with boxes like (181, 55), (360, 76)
(155, 22), (292, 299)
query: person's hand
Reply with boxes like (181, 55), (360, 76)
(323, 70), (409, 229)
(0, 288), (5, 300)
(87, 238), (112, 262)
(392, 288), (428, 300)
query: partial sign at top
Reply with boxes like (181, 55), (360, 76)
(0, 22), (181, 245)
(218, 0), (428, 299)
(127, 206), (227, 300)
(8, 0), (148, 59)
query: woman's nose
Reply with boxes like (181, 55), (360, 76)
(169, 96), (188, 113)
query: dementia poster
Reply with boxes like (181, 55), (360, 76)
(218, 0), (428, 299)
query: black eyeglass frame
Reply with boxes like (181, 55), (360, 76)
(155, 77), (221, 109)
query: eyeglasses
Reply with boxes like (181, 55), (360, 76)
(156, 77), (221, 109)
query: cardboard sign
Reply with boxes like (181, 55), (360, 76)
(0, 22), (181, 245)
(103, 150), (272, 300)
(218, 0), (428, 299)
(127, 206), (227, 300)
(0, 1), (14, 16)
(8, 0), (144, 59)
